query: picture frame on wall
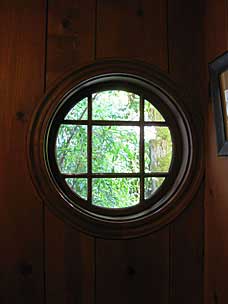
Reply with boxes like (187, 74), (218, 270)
(209, 51), (228, 156)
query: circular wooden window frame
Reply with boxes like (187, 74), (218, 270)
(28, 59), (203, 239)
(48, 80), (179, 217)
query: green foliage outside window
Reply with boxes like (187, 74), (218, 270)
(55, 90), (172, 208)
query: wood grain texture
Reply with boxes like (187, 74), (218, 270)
(45, 212), (65, 304)
(96, 229), (169, 304)
(168, 1), (204, 303)
(45, 1), (206, 303)
(45, 211), (95, 304)
(205, 0), (228, 63)
(168, 0), (205, 111)
(204, 1), (228, 303)
(95, 4), (170, 304)
(205, 106), (228, 304)
(47, 0), (96, 86)
(0, 1), (46, 303)
(170, 185), (204, 303)
(45, 1), (96, 303)
(96, 0), (168, 71)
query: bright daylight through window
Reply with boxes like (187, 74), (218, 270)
(54, 89), (173, 209)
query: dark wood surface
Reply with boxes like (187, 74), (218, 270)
(47, 0), (96, 86)
(0, 1), (46, 303)
(205, 106), (228, 304)
(45, 211), (95, 304)
(96, 0), (168, 70)
(94, 2), (170, 302)
(45, 1), (96, 303)
(170, 185), (204, 303)
(96, 229), (169, 304)
(168, 0), (205, 112)
(204, 1), (228, 303)
(168, 1), (205, 303)
(205, 0), (228, 63)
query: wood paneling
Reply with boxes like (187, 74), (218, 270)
(95, 4), (170, 304)
(96, 0), (168, 71)
(45, 1), (96, 303)
(0, 1), (206, 303)
(47, 0), (96, 86)
(45, 212), (95, 304)
(205, 0), (228, 63)
(96, 229), (169, 304)
(205, 106), (228, 304)
(45, 1), (205, 303)
(168, 0), (205, 111)
(168, 1), (204, 303)
(170, 185), (204, 303)
(204, 1), (228, 303)
(0, 1), (46, 303)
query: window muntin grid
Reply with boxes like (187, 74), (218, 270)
(55, 90), (173, 209)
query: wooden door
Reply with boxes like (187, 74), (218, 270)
(0, 1), (205, 303)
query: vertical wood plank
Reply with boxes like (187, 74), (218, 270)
(96, 229), (169, 304)
(96, 0), (168, 71)
(205, 0), (228, 63)
(95, 3), (170, 304)
(168, 1), (205, 303)
(168, 0), (206, 111)
(204, 1), (228, 303)
(45, 212), (95, 304)
(205, 105), (228, 304)
(47, 0), (96, 86)
(0, 1), (46, 303)
(45, 1), (96, 303)
(45, 212), (65, 304)
(170, 186), (204, 303)
(205, 106), (228, 304)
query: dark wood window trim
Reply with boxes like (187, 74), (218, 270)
(47, 81), (179, 217)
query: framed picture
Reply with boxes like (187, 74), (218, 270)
(209, 51), (228, 156)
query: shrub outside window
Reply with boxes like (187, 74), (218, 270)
(46, 78), (181, 218)
(53, 89), (173, 210)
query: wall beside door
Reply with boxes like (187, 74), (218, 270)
(204, 1), (228, 303)
(0, 1), (205, 303)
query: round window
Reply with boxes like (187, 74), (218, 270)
(53, 89), (172, 209)
(29, 60), (203, 238)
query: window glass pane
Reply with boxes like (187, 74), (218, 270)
(92, 126), (140, 173)
(144, 177), (165, 199)
(56, 125), (87, 173)
(92, 178), (140, 208)
(92, 90), (140, 120)
(65, 178), (87, 200)
(144, 126), (172, 172)
(144, 99), (165, 121)
(65, 97), (88, 120)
